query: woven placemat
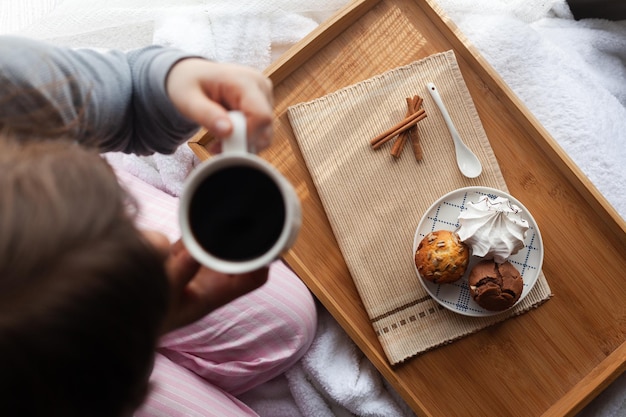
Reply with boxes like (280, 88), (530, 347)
(287, 50), (551, 365)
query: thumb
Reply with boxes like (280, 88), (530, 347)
(165, 242), (200, 295)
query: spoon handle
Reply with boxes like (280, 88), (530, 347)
(427, 83), (461, 141)
(426, 82), (483, 178)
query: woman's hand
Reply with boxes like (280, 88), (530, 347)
(160, 239), (269, 334)
(166, 58), (274, 154)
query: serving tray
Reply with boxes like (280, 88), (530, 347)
(188, 0), (626, 415)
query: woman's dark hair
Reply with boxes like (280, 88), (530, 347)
(0, 137), (169, 416)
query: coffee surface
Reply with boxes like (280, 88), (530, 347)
(189, 166), (286, 262)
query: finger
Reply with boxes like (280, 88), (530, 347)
(227, 267), (269, 300)
(205, 113), (272, 155)
(189, 266), (269, 311)
(236, 80), (274, 150)
(181, 88), (233, 138)
(170, 239), (186, 255)
(243, 111), (273, 152)
(165, 244), (200, 294)
(139, 229), (171, 257)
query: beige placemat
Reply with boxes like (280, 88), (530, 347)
(287, 50), (552, 365)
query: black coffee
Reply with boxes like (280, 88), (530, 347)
(188, 166), (286, 261)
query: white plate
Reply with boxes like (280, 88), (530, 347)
(412, 186), (544, 317)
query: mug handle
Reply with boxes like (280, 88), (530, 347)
(222, 111), (248, 155)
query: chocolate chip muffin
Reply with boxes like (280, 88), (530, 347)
(468, 260), (524, 311)
(414, 230), (470, 284)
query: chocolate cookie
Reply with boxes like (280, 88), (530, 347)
(414, 230), (470, 284)
(468, 260), (523, 311)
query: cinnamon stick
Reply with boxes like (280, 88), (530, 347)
(391, 97), (417, 158)
(408, 126), (422, 160)
(408, 95), (424, 160)
(370, 109), (426, 149)
(412, 95), (423, 113)
(391, 131), (408, 158)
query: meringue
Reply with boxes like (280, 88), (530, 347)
(457, 195), (529, 263)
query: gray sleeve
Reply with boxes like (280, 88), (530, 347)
(0, 36), (200, 155)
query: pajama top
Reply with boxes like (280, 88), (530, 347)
(0, 35), (198, 155)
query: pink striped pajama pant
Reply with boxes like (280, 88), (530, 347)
(114, 169), (317, 416)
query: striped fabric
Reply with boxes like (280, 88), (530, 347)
(114, 168), (317, 416)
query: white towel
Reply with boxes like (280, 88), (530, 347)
(241, 307), (416, 417)
(286, 309), (415, 417)
(437, 0), (626, 220)
(105, 145), (198, 197)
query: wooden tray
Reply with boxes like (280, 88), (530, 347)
(188, 0), (626, 415)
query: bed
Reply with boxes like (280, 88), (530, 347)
(2, 0), (624, 415)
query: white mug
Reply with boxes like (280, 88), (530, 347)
(179, 111), (301, 274)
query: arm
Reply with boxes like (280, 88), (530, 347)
(0, 35), (198, 155)
(0, 36), (274, 155)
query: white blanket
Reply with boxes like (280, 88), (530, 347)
(2, 1), (624, 416)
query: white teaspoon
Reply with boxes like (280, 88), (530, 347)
(427, 82), (482, 178)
